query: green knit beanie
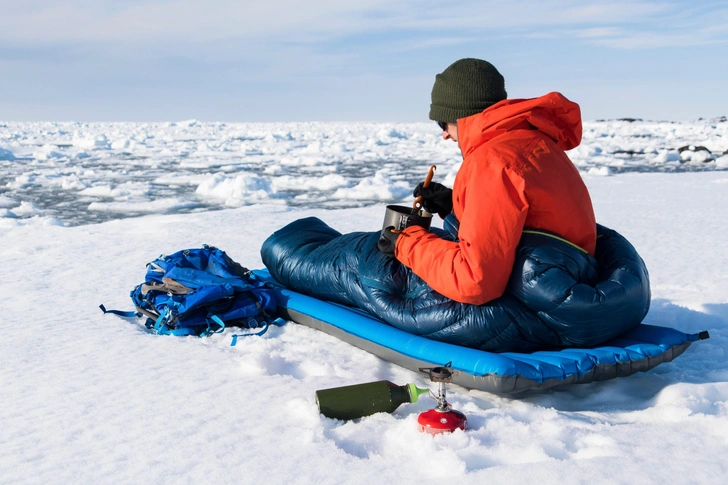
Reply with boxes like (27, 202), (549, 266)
(429, 58), (507, 123)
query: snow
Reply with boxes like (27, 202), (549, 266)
(1, 121), (727, 484)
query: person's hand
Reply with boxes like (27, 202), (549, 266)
(413, 182), (453, 217)
(377, 227), (400, 257)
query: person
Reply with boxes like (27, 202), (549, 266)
(378, 58), (597, 305)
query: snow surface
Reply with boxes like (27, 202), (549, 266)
(1, 122), (727, 484)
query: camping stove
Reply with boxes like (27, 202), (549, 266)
(417, 365), (467, 435)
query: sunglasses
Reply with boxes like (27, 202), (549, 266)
(436, 121), (448, 131)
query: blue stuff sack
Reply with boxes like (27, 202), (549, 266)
(101, 245), (284, 344)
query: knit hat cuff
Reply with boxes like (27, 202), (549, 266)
(429, 103), (497, 123)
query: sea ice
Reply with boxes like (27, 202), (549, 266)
(196, 172), (279, 206)
(1, 119), (726, 227)
(73, 134), (110, 150)
(0, 194), (17, 208)
(332, 170), (411, 200)
(0, 146), (15, 160)
(33, 145), (65, 160)
(9, 201), (40, 216)
(680, 149), (714, 163)
(587, 166), (613, 176)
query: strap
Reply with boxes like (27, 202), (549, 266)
(152, 307), (200, 336)
(230, 322), (270, 346)
(99, 304), (139, 318)
(201, 315), (226, 337)
(151, 307), (227, 338)
(229, 316), (286, 346)
(689, 331), (710, 341)
(153, 308), (169, 333)
(522, 228), (589, 254)
(147, 262), (165, 274)
(164, 327), (198, 336)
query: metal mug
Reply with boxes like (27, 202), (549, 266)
(382, 205), (432, 232)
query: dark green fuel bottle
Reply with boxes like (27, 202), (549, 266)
(316, 380), (430, 420)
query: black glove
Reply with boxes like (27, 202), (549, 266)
(413, 182), (453, 217)
(377, 227), (400, 257)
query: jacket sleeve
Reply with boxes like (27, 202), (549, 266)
(395, 163), (528, 305)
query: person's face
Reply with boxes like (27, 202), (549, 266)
(440, 122), (458, 142)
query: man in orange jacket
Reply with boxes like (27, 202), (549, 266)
(378, 58), (597, 306)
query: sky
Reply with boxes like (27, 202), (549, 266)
(0, 0), (727, 122)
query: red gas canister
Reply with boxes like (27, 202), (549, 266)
(418, 408), (468, 435)
(417, 365), (467, 435)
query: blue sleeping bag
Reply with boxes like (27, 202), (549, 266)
(261, 217), (651, 352)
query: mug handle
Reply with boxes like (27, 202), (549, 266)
(413, 165), (437, 211)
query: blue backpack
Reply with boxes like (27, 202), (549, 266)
(101, 245), (284, 345)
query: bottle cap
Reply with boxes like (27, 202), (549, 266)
(407, 383), (430, 403)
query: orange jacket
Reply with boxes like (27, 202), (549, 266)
(395, 92), (597, 305)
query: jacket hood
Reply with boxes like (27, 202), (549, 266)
(457, 92), (582, 156)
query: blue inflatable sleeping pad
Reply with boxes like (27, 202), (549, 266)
(258, 216), (708, 393)
(254, 269), (707, 394)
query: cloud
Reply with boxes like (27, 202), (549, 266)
(0, 1), (390, 44)
(590, 31), (728, 49)
(1, 0), (726, 121)
(4, 1), (726, 87)
(569, 3), (728, 49)
(574, 27), (626, 39)
(385, 36), (479, 53)
(0, 0), (719, 48)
